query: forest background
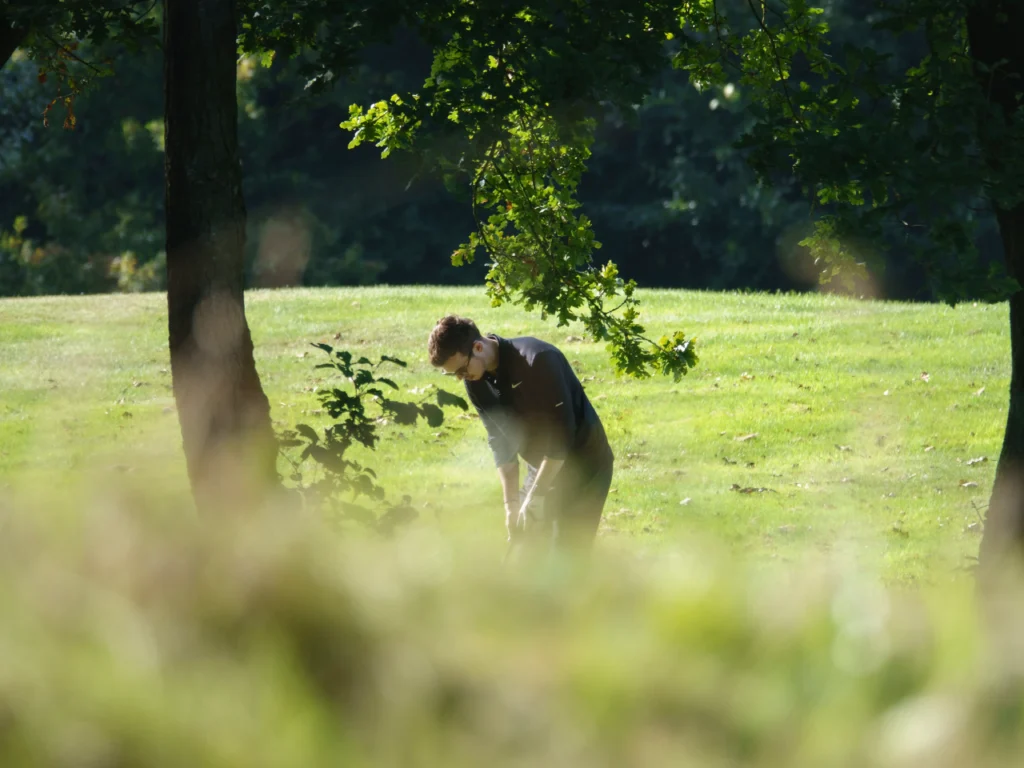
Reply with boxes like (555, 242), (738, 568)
(1, 3), (997, 300)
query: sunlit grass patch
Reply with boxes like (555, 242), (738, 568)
(0, 287), (1009, 583)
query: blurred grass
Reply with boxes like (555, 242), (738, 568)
(1, 495), (1022, 767)
(0, 286), (1011, 582)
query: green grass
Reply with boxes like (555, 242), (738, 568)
(0, 287), (1010, 583)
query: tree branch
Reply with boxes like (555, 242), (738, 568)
(745, 0), (805, 130)
(39, 32), (108, 76)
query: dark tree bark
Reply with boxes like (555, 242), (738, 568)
(164, 0), (278, 511)
(967, 1), (1024, 572)
(0, 16), (28, 69)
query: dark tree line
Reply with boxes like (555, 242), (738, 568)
(1, 10), (1000, 302)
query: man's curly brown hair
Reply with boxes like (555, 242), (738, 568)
(428, 315), (482, 367)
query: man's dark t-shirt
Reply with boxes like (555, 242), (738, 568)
(465, 335), (612, 478)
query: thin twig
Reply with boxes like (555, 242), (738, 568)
(40, 33), (106, 76)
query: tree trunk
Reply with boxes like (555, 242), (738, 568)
(967, 1), (1024, 572)
(979, 260), (1024, 570)
(0, 17), (28, 69)
(163, 0), (278, 511)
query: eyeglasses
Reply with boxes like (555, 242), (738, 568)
(449, 349), (474, 379)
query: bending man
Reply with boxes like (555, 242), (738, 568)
(428, 315), (614, 552)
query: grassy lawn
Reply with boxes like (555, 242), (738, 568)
(0, 286), (1009, 584)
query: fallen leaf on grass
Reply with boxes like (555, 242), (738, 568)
(734, 433), (759, 442)
(836, 444), (852, 452)
(740, 372), (755, 381)
(966, 456), (988, 466)
(730, 483), (775, 494)
(959, 480), (979, 488)
(920, 372), (930, 382)
(722, 457), (738, 465)
(924, 445), (934, 452)
(974, 387), (986, 396)
(679, 498), (691, 506)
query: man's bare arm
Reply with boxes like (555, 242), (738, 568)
(497, 461), (520, 506)
(498, 461), (522, 539)
(523, 456), (565, 505)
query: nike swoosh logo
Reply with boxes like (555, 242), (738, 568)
(511, 381), (522, 388)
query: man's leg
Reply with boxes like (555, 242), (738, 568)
(553, 455), (614, 552)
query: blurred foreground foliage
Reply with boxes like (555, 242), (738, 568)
(1, 490), (1023, 768)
